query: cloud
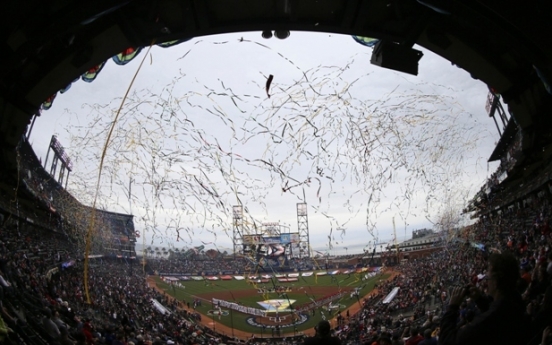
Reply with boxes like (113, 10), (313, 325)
(30, 32), (498, 255)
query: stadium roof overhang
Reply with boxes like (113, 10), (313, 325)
(1, 0), (551, 189)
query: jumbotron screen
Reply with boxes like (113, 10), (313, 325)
(242, 233), (299, 257)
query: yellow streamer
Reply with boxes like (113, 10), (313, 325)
(83, 41), (156, 304)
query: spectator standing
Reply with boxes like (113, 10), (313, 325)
(405, 327), (423, 345)
(418, 329), (437, 345)
(304, 320), (341, 345)
(59, 326), (75, 345)
(439, 253), (527, 345)
(43, 309), (61, 341)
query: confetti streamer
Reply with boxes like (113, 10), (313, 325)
(266, 74), (274, 98)
(48, 38), (491, 286)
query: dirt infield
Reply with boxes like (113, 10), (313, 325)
(197, 285), (353, 302)
(197, 285), (354, 330)
(147, 269), (400, 339)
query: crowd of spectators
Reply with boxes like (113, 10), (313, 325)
(146, 257), (248, 275)
(146, 254), (353, 275)
(146, 256), (331, 275)
(1, 169), (552, 345)
(320, 194), (552, 345)
(0, 217), (257, 345)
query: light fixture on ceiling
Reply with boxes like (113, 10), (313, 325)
(274, 30), (290, 39)
(262, 30), (290, 39)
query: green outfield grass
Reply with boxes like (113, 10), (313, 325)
(154, 272), (389, 335)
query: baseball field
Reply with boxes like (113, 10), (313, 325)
(153, 271), (390, 335)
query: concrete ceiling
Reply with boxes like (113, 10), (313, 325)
(1, 0), (551, 191)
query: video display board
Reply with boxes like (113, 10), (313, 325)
(243, 233), (299, 245)
(242, 233), (300, 262)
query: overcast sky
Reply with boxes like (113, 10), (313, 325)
(29, 31), (499, 255)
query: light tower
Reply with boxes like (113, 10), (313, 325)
(44, 135), (73, 189)
(232, 205), (244, 257)
(485, 91), (510, 136)
(296, 203), (310, 258)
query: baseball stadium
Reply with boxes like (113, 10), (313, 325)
(0, 1), (551, 345)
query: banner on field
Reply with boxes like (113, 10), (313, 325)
(212, 298), (266, 316)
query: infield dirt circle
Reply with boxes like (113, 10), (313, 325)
(148, 270), (399, 339)
(199, 285), (353, 328)
(198, 285), (352, 301)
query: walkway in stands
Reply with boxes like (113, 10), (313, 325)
(147, 269), (399, 340)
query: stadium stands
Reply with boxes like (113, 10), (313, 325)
(1, 1), (552, 344)
(0, 140), (551, 345)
